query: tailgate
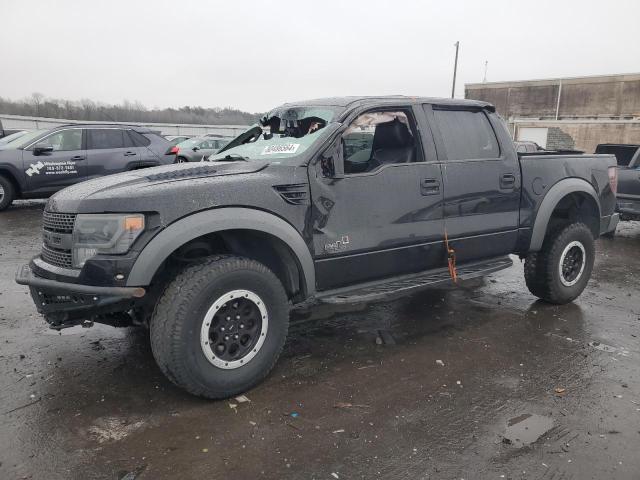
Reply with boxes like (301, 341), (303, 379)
(617, 166), (640, 197)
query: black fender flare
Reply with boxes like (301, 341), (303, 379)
(529, 178), (600, 251)
(0, 161), (27, 192)
(126, 207), (316, 296)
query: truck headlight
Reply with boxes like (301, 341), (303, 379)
(72, 214), (145, 268)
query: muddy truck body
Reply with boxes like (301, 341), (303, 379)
(17, 96), (619, 398)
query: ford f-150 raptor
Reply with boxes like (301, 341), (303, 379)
(16, 96), (619, 399)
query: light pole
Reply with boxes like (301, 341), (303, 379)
(451, 41), (460, 99)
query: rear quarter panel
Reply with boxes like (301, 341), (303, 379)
(517, 154), (617, 249)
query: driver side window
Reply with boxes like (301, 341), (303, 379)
(342, 110), (421, 174)
(36, 129), (83, 152)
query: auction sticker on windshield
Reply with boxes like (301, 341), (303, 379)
(261, 144), (300, 155)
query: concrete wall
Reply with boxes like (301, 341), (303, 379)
(466, 73), (640, 119)
(467, 73), (640, 152)
(514, 120), (640, 153)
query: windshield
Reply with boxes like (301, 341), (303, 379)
(0, 129), (48, 149)
(208, 106), (341, 162)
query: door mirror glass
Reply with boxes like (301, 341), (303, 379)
(320, 137), (344, 179)
(33, 144), (54, 156)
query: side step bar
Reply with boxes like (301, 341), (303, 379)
(316, 256), (513, 305)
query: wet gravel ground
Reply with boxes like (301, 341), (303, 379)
(1, 201), (639, 480)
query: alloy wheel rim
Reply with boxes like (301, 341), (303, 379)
(558, 240), (586, 287)
(200, 289), (268, 369)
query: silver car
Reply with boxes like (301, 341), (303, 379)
(174, 136), (230, 162)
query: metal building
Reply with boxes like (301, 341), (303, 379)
(465, 73), (640, 153)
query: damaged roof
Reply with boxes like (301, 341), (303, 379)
(281, 96), (494, 110)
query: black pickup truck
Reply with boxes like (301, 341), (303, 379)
(16, 96), (619, 399)
(596, 143), (640, 220)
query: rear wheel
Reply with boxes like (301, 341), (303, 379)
(524, 223), (594, 304)
(150, 255), (289, 399)
(0, 175), (15, 211)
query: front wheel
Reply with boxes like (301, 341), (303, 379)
(150, 255), (289, 399)
(0, 175), (16, 211)
(524, 223), (595, 304)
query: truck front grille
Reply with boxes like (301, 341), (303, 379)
(43, 212), (76, 233)
(41, 212), (76, 269)
(41, 244), (73, 269)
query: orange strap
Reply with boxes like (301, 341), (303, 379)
(444, 229), (458, 283)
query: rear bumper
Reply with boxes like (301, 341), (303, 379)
(16, 263), (145, 328)
(616, 197), (640, 219)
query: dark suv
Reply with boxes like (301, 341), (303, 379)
(0, 124), (173, 210)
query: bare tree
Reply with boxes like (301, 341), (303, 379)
(0, 93), (260, 125)
(30, 92), (45, 116)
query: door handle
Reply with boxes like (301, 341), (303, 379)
(70, 155), (86, 161)
(420, 178), (440, 196)
(500, 173), (516, 189)
(124, 151), (137, 157)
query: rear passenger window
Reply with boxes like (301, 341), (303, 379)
(432, 109), (500, 160)
(87, 129), (125, 149)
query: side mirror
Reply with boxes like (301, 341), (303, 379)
(33, 144), (54, 156)
(320, 138), (345, 179)
(192, 146), (200, 152)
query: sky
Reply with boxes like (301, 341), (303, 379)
(1, 0), (639, 113)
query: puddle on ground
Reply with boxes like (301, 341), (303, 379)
(588, 341), (631, 357)
(503, 413), (554, 448)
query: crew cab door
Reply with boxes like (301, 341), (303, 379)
(86, 128), (142, 178)
(426, 105), (521, 262)
(309, 107), (445, 290)
(23, 128), (87, 193)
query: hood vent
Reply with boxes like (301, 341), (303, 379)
(274, 184), (309, 205)
(146, 165), (218, 181)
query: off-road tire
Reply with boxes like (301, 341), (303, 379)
(524, 223), (595, 304)
(0, 175), (16, 211)
(150, 255), (289, 399)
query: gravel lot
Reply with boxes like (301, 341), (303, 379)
(1, 201), (639, 480)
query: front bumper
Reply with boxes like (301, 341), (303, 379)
(16, 263), (145, 328)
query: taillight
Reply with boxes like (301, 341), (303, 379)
(170, 146), (179, 154)
(608, 166), (618, 195)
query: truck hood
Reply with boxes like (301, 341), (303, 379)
(47, 161), (269, 216)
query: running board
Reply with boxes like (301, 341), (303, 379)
(317, 256), (513, 305)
